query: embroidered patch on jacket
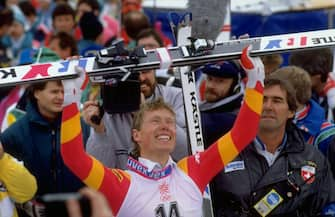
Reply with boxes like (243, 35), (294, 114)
(301, 164), (316, 184)
(224, 161), (245, 173)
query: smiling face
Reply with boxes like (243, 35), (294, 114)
(132, 108), (176, 160)
(259, 85), (295, 133)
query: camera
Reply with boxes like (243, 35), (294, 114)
(100, 72), (141, 114)
(39, 193), (91, 217)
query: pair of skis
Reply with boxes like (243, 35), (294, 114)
(1, 29), (335, 87)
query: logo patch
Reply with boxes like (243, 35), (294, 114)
(224, 161), (245, 173)
(301, 165), (316, 184)
(253, 189), (283, 217)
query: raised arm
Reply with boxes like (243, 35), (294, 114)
(0, 143), (37, 203)
(60, 67), (130, 214)
(178, 46), (265, 192)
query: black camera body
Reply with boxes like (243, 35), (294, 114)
(101, 72), (141, 114)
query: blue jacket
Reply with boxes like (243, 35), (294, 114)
(0, 102), (90, 195)
(295, 99), (335, 155)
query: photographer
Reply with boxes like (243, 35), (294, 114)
(83, 28), (188, 169)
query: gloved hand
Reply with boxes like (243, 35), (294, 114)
(240, 45), (265, 89)
(62, 65), (89, 108)
(324, 73), (335, 109)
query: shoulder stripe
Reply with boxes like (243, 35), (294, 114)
(245, 88), (263, 115)
(217, 132), (239, 166)
(83, 157), (105, 189)
(61, 111), (81, 144)
(177, 157), (188, 174)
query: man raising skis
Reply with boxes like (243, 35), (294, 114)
(60, 46), (264, 216)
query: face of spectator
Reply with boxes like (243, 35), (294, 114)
(53, 15), (75, 34)
(204, 75), (234, 102)
(34, 81), (64, 120)
(132, 108), (176, 159)
(48, 37), (71, 60)
(259, 85), (294, 133)
(0, 24), (11, 37)
(138, 70), (156, 98)
(137, 35), (160, 50)
(137, 35), (160, 98)
(8, 21), (25, 40)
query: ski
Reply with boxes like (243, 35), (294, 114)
(87, 28), (335, 79)
(170, 11), (214, 217)
(1, 28), (335, 87)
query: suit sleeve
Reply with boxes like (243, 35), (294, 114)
(0, 153), (37, 203)
(61, 103), (131, 215)
(178, 84), (263, 192)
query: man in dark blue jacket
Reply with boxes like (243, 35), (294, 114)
(0, 49), (90, 217)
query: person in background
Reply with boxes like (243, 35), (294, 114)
(48, 31), (78, 59)
(51, 2), (76, 36)
(42, 2), (76, 46)
(77, 12), (103, 57)
(0, 49), (90, 217)
(136, 28), (179, 86)
(75, 0), (119, 44)
(2, 5), (32, 62)
(36, 0), (56, 32)
(121, 10), (150, 49)
(213, 76), (335, 216)
(289, 48), (335, 121)
(270, 66), (335, 177)
(0, 142), (37, 217)
(261, 53), (283, 76)
(196, 60), (244, 147)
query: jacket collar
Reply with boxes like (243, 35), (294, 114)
(294, 100), (325, 136)
(26, 101), (61, 127)
(127, 156), (176, 180)
(250, 124), (305, 154)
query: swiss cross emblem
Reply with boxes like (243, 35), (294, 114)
(301, 165), (316, 184)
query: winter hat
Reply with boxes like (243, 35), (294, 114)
(197, 60), (242, 79)
(79, 12), (103, 41)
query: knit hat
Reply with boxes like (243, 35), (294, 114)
(197, 61), (242, 78)
(79, 12), (103, 40)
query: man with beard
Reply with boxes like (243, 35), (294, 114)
(213, 76), (335, 217)
(196, 60), (244, 147)
(82, 28), (188, 169)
